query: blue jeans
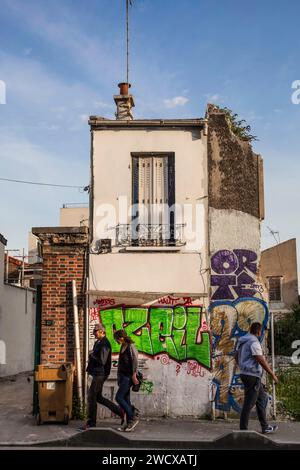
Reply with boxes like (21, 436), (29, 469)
(115, 374), (134, 422)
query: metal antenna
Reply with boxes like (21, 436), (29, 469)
(267, 226), (280, 245)
(126, 0), (130, 84)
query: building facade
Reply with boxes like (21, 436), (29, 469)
(87, 94), (268, 417)
(261, 238), (299, 316)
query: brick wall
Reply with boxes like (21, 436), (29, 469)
(32, 227), (88, 365)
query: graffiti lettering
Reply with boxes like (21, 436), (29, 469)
(157, 296), (193, 306)
(211, 249), (258, 300)
(93, 298), (115, 307)
(97, 306), (211, 369)
(210, 297), (269, 412)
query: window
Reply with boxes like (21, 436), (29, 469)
(268, 276), (282, 302)
(132, 153), (175, 245)
(115, 153), (186, 247)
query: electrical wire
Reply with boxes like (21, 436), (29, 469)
(0, 177), (87, 190)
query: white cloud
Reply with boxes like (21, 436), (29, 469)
(205, 93), (220, 102)
(164, 96), (189, 108)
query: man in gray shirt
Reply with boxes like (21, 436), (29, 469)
(235, 322), (279, 434)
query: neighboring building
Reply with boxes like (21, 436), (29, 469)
(0, 234), (36, 377)
(59, 203), (89, 228)
(261, 238), (299, 315)
(86, 87), (267, 417)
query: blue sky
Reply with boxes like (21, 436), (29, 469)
(0, 0), (299, 277)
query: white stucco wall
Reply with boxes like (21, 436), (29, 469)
(209, 208), (261, 255)
(91, 127), (209, 296)
(0, 241), (36, 377)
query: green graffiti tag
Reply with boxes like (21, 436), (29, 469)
(99, 306), (211, 369)
(140, 380), (154, 394)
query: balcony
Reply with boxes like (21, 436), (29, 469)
(115, 223), (186, 248)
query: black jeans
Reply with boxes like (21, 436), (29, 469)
(240, 374), (269, 431)
(87, 375), (121, 426)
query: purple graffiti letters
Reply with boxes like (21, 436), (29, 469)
(211, 250), (238, 274)
(211, 249), (258, 300)
(233, 249), (257, 276)
(211, 275), (236, 300)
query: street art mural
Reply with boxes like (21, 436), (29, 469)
(210, 297), (269, 412)
(210, 248), (269, 412)
(90, 305), (211, 370)
(211, 249), (264, 300)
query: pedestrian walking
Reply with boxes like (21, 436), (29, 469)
(235, 322), (279, 434)
(80, 323), (124, 430)
(114, 329), (140, 432)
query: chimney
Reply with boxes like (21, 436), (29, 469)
(114, 82), (135, 120)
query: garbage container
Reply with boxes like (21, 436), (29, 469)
(35, 363), (75, 425)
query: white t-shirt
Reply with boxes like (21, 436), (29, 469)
(250, 341), (263, 357)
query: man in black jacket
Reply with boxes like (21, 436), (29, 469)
(84, 323), (123, 429)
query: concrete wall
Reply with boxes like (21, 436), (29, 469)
(209, 208), (268, 414)
(0, 240), (36, 376)
(0, 285), (36, 377)
(261, 238), (299, 311)
(207, 106), (268, 416)
(89, 125), (211, 417)
(89, 296), (211, 418)
(60, 207), (89, 227)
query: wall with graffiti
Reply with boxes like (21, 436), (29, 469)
(210, 297), (268, 412)
(89, 296), (211, 417)
(210, 241), (269, 413)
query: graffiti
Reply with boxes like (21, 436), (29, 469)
(157, 296), (193, 306)
(140, 380), (154, 394)
(211, 249), (259, 300)
(160, 354), (170, 366)
(159, 354), (206, 378)
(97, 306), (211, 369)
(210, 297), (269, 412)
(93, 298), (115, 307)
(186, 360), (205, 378)
(90, 307), (100, 322)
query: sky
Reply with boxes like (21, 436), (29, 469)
(0, 0), (299, 277)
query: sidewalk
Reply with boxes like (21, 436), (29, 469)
(0, 372), (300, 449)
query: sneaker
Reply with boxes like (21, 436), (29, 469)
(117, 422), (128, 432)
(125, 417), (139, 432)
(262, 425), (278, 434)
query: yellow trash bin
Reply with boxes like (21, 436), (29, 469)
(35, 363), (75, 425)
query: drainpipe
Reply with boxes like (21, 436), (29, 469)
(84, 247), (90, 404)
(270, 311), (277, 419)
(72, 280), (83, 404)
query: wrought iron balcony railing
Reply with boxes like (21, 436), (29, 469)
(115, 223), (186, 247)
